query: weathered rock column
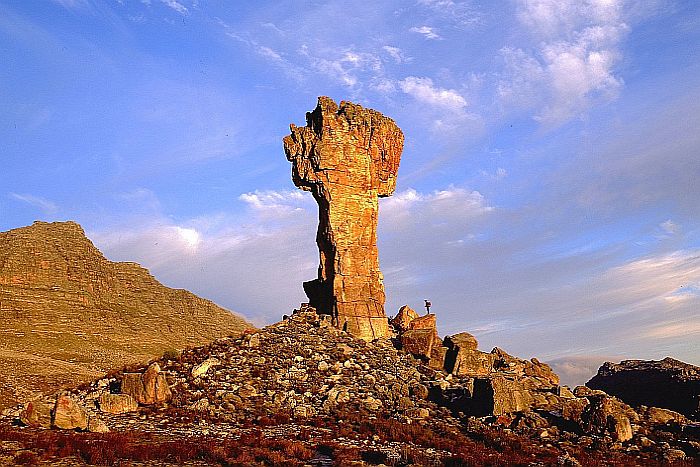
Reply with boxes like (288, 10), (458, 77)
(283, 97), (404, 340)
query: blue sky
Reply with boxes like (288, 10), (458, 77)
(1, 0), (699, 385)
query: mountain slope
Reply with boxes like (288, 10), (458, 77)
(0, 221), (252, 408)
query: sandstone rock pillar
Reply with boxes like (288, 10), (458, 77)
(283, 97), (404, 340)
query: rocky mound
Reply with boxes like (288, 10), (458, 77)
(587, 357), (700, 420)
(4, 307), (698, 465)
(0, 221), (252, 409)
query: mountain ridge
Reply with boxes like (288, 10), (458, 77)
(0, 220), (252, 409)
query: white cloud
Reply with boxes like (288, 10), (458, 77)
(174, 226), (201, 250)
(91, 211), (316, 325)
(409, 26), (442, 40)
(480, 167), (508, 180)
(660, 220), (679, 235)
(382, 188), (493, 221)
(379, 187), (493, 255)
(238, 189), (311, 217)
(500, 0), (628, 126)
(398, 77), (467, 112)
(372, 78), (397, 94)
(8, 193), (58, 215)
(382, 45), (409, 64)
(547, 355), (623, 387)
(160, 0), (188, 14)
(256, 46), (283, 62)
(220, 22), (305, 81)
(517, 0), (623, 38)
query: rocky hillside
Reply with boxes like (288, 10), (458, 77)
(0, 221), (252, 409)
(3, 308), (698, 465)
(588, 357), (700, 421)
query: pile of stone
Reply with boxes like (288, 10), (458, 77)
(15, 393), (108, 433)
(5, 307), (699, 463)
(393, 305), (560, 416)
(7, 308), (444, 434)
(389, 305), (699, 461)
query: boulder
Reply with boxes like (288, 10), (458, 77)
(643, 406), (687, 425)
(121, 373), (147, 402)
(53, 394), (88, 430)
(488, 376), (534, 416)
(558, 386), (576, 399)
(565, 394), (636, 442)
(400, 328), (436, 360)
(20, 399), (53, 428)
(608, 412), (633, 442)
(561, 397), (589, 426)
(391, 305), (419, 333)
(432, 376), (535, 417)
(98, 393), (139, 414)
(87, 415), (109, 433)
(444, 333), (495, 376)
(192, 357), (221, 378)
(446, 332), (478, 352)
(406, 407), (430, 419)
(448, 349), (496, 377)
(429, 345), (447, 370)
(122, 362), (171, 405)
(409, 313), (437, 331)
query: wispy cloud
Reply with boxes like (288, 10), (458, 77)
(420, 0), (483, 25)
(301, 47), (382, 89)
(409, 25), (442, 40)
(219, 20), (305, 81)
(8, 193), (58, 215)
(160, 0), (188, 15)
(382, 45), (409, 64)
(642, 320), (700, 339)
(50, 0), (91, 11)
(660, 219), (679, 235)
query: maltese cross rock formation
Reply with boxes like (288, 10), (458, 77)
(284, 96), (404, 340)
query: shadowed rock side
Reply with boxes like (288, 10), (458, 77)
(0, 221), (252, 409)
(283, 96), (404, 340)
(587, 357), (700, 420)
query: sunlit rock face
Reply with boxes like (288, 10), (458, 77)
(283, 96), (404, 340)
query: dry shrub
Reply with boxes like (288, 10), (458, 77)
(13, 451), (38, 465)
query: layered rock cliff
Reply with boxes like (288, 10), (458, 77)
(0, 221), (251, 409)
(283, 97), (404, 341)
